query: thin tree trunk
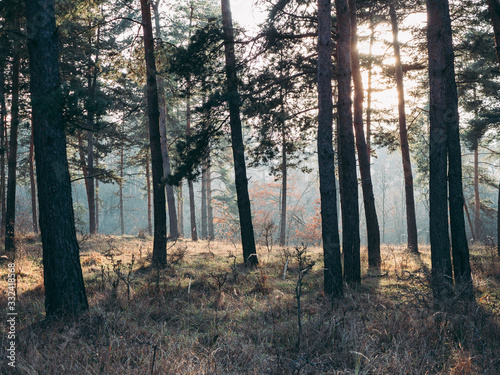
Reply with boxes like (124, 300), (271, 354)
(335, 0), (360, 283)
(207, 162), (214, 240)
(318, 0), (343, 297)
(145, 150), (152, 237)
(366, 21), (374, 162)
(350, 0), (381, 268)
(186, 91), (198, 241)
(5, 37), (20, 253)
(152, 0), (178, 240)
(178, 184), (184, 237)
(473, 146), (480, 241)
(221, 0), (258, 265)
(201, 162), (208, 239)
(95, 153), (99, 233)
(141, 0), (167, 266)
(119, 141), (125, 236)
(464, 200), (475, 240)
(427, 0), (472, 302)
(279, 119), (287, 247)
(0, 66), (6, 237)
(29, 124), (38, 233)
(25, 0), (88, 316)
(390, 2), (419, 253)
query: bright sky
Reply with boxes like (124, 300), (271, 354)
(230, 0), (266, 32)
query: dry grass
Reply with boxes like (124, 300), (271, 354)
(1, 234), (499, 374)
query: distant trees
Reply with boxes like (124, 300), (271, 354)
(25, 0), (88, 315)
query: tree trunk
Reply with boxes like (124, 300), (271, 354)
(335, 0), (360, 283)
(390, 2), (419, 253)
(141, 0), (167, 266)
(0, 66), (6, 237)
(186, 91), (198, 241)
(25, 0), (88, 316)
(366, 21), (374, 162)
(427, 0), (472, 302)
(29, 124), (38, 233)
(487, 0), (500, 65)
(207, 162), (214, 240)
(178, 184), (184, 237)
(119, 141), (125, 236)
(201, 162), (208, 239)
(473, 146), (480, 241)
(5, 37), (20, 253)
(486, 0), (500, 256)
(152, 0), (179, 240)
(145, 150), (152, 236)
(95, 153), (99, 233)
(279, 120), (287, 247)
(221, 0), (258, 265)
(318, 0), (343, 297)
(389, 2), (418, 252)
(350, 0), (381, 268)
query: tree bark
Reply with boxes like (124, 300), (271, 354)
(119, 141), (125, 236)
(335, 0), (360, 283)
(427, 0), (472, 302)
(29, 124), (38, 233)
(25, 0), (88, 316)
(318, 0), (343, 297)
(141, 0), (167, 266)
(152, 0), (179, 240)
(390, 2), (419, 253)
(350, 0), (381, 268)
(5, 37), (20, 253)
(221, 0), (258, 265)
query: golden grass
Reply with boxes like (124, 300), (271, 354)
(1, 234), (499, 374)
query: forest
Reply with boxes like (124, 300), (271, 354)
(0, 0), (499, 373)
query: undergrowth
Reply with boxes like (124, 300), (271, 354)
(0, 234), (499, 374)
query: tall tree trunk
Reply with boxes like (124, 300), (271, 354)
(390, 2), (419, 253)
(178, 184), (184, 237)
(486, 0), (500, 256)
(207, 162), (214, 240)
(145, 150), (152, 236)
(221, 0), (258, 265)
(350, 0), (381, 268)
(473, 146), (480, 241)
(201, 162), (208, 239)
(186, 91), (198, 241)
(25, 0), (88, 316)
(0, 65), (6, 237)
(152, 0), (178, 240)
(318, 0), (343, 297)
(366, 21), (374, 162)
(5, 37), (20, 253)
(29, 124), (38, 233)
(95, 153), (99, 233)
(141, 0), (167, 266)
(335, 0), (360, 283)
(279, 120), (287, 247)
(119, 141), (125, 236)
(427, 0), (472, 302)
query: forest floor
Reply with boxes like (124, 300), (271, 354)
(1, 234), (499, 374)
